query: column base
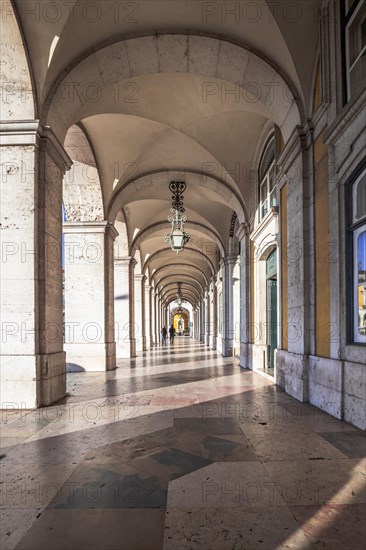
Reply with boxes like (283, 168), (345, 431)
(307, 355), (342, 419)
(1, 352), (66, 409)
(130, 338), (137, 358)
(239, 342), (251, 369)
(275, 349), (309, 402)
(343, 359), (366, 430)
(222, 338), (234, 357)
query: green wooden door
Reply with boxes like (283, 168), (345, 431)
(266, 250), (277, 370)
(267, 278), (278, 369)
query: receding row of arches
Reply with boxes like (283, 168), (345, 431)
(1, 0), (365, 431)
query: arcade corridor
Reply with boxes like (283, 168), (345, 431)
(1, 1), (366, 548)
(1, 339), (365, 550)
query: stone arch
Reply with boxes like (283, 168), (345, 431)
(63, 124), (104, 222)
(143, 247), (215, 277)
(108, 169), (247, 225)
(156, 274), (204, 294)
(161, 282), (201, 301)
(171, 306), (191, 317)
(257, 241), (278, 262)
(134, 249), (142, 275)
(151, 263), (209, 287)
(130, 220), (225, 257)
(43, 34), (302, 143)
(164, 291), (198, 306)
(1, 2), (35, 120)
(114, 212), (129, 259)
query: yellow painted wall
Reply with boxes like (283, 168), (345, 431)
(173, 313), (188, 331)
(250, 239), (255, 342)
(314, 129), (330, 357)
(358, 285), (363, 308)
(281, 183), (288, 350)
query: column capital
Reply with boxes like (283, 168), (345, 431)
(236, 222), (250, 241)
(114, 256), (132, 265)
(106, 223), (119, 240)
(63, 221), (117, 237)
(224, 255), (238, 266)
(0, 121), (72, 173)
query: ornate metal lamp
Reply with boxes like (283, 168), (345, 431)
(164, 181), (190, 254)
(175, 283), (183, 306)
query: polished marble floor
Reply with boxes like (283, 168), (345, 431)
(1, 339), (365, 550)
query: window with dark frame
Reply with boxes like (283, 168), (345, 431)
(348, 164), (366, 344)
(258, 137), (276, 221)
(341, 0), (366, 103)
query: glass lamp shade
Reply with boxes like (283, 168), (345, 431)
(170, 229), (185, 252)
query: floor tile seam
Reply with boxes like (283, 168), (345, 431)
(278, 506), (316, 550)
(113, 361), (230, 373)
(60, 458), (172, 491)
(69, 375), (256, 406)
(20, 394), (263, 443)
(3, 420), (177, 463)
(0, 463), (82, 525)
(116, 358), (233, 370)
(116, 359), (226, 375)
(5, 400), (273, 446)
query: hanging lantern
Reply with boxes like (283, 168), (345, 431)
(164, 182), (190, 254)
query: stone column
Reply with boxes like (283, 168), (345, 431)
(222, 256), (236, 356)
(210, 278), (217, 350)
(157, 296), (162, 343)
(0, 122), (71, 407)
(148, 285), (155, 348)
(275, 132), (310, 401)
(205, 290), (211, 346)
(200, 300), (205, 343)
(146, 284), (153, 349)
(197, 308), (200, 341)
(195, 307), (200, 341)
(134, 274), (144, 353)
(141, 277), (151, 352)
(161, 300), (165, 331)
(141, 275), (146, 352)
(63, 221), (117, 371)
(162, 304), (167, 330)
(114, 257), (130, 358)
(154, 291), (158, 345)
(128, 258), (137, 358)
(236, 224), (251, 368)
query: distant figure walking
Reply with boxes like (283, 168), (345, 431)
(169, 325), (176, 345)
(161, 326), (167, 346)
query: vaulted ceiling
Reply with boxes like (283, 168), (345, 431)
(13, 0), (320, 306)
